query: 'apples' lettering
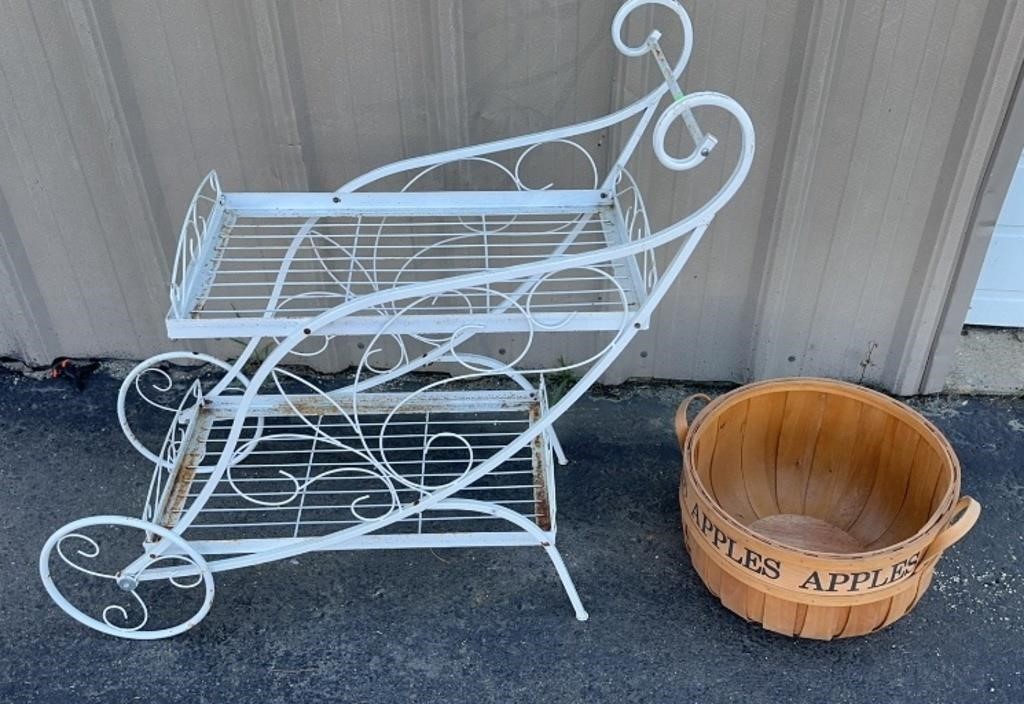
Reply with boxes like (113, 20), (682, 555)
(688, 502), (781, 581)
(798, 554), (922, 592)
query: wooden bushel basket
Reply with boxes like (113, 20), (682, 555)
(676, 378), (980, 640)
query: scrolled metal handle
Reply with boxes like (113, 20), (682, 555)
(651, 92), (755, 221)
(651, 92), (757, 229)
(653, 97), (720, 171)
(612, 0), (694, 71)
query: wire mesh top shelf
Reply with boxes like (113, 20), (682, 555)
(166, 180), (648, 339)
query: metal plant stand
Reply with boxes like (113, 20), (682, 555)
(39, 0), (754, 639)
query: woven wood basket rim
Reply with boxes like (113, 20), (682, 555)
(682, 376), (962, 561)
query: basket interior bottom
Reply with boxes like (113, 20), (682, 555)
(749, 514), (865, 554)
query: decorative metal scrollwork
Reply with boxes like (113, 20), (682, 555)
(39, 516), (215, 640)
(117, 351), (254, 469)
(42, 0), (754, 638)
(169, 171), (223, 318)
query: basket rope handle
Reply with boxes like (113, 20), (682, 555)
(920, 496), (981, 567)
(674, 393), (711, 452)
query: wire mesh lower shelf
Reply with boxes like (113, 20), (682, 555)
(38, 385), (587, 641)
(150, 388), (555, 554)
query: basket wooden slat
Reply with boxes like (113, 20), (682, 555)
(677, 378), (980, 639)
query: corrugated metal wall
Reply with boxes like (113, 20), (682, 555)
(1, 0), (1022, 393)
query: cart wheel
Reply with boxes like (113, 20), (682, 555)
(39, 516), (215, 640)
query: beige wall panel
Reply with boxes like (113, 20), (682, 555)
(0, 0), (1020, 392)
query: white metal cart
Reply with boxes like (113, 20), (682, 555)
(40, 0), (753, 639)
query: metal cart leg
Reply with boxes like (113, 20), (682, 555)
(543, 543), (589, 621)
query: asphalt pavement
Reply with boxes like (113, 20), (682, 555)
(1, 367), (1020, 703)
